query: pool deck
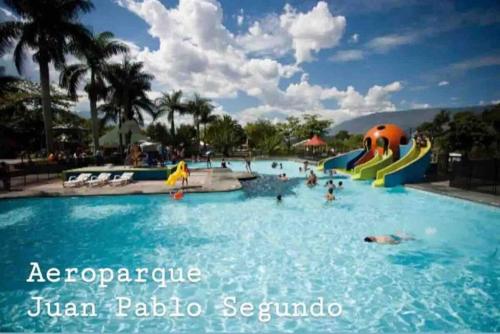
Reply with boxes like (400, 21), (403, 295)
(0, 168), (256, 199)
(407, 181), (500, 207)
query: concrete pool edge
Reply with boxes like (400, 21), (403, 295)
(0, 168), (257, 200)
(406, 182), (500, 208)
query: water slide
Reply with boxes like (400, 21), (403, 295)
(165, 160), (188, 186)
(373, 139), (432, 187)
(352, 150), (393, 180)
(319, 148), (365, 171)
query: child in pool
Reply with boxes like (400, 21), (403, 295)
(325, 188), (335, 202)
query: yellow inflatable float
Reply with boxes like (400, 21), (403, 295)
(165, 161), (188, 186)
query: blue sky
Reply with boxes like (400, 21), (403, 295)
(1, 0), (499, 124)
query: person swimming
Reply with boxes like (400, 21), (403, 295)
(277, 194), (282, 203)
(324, 180), (336, 189)
(170, 189), (184, 200)
(325, 188), (335, 202)
(306, 170), (317, 186)
(278, 173), (288, 181)
(338, 181), (343, 189)
(221, 158), (227, 168)
(364, 232), (414, 245)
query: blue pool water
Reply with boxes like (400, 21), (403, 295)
(0, 160), (499, 332)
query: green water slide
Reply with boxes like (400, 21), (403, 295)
(352, 153), (381, 174)
(352, 150), (393, 180)
(373, 141), (417, 187)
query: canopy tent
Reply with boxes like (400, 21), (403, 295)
(99, 126), (148, 148)
(304, 134), (327, 146)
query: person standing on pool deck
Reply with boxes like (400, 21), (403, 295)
(245, 156), (252, 173)
(181, 163), (190, 187)
(206, 152), (212, 168)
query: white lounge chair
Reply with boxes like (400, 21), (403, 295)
(63, 173), (91, 188)
(87, 173), (112, 187)
(109, 172), (134, 186)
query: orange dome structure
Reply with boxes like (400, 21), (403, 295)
(364, 124), (408, 158)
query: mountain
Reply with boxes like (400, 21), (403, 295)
(329, 105), (491, 135)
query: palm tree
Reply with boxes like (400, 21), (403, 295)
(103, 58), (154, 151)
(59, 31), (128, 153)
(199, 102), (217, 148)
(186, 93), (213, 149)
(154, 90), (186, 141)
(0, 0), (94, 153)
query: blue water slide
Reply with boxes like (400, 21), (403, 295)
(322, 148), (365, 170)
(383, 140), (432, 187)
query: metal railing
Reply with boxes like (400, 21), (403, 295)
(450, 159), (499, 195)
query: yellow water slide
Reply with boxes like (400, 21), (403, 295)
(165, 161), (188, 186)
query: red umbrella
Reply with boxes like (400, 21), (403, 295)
(304, 134), (327, 146)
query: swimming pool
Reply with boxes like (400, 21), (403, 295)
(0, 160), (499, 332)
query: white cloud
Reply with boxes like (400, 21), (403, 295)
(349, 33), (359, 43)
(438, 80), (449, 86)
(237, 15), (244, 26)
(449, 55), (500, 72)
(329, 49), (364, 62)
(409, 102), (430, 109)
(236, 1), (346, 63)
(114, 0), (401, 126)
(0, 7), (17, 21)
(492, 100), (500, 105)
(366, 33), (417, 52)
(238, 80), (403, 124)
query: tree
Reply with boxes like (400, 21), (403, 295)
(0, 0), (94, 153)
(1, 80), (83, 157)
(199, 101), (217, 147)
(296, 114), (332, 139)
(154, 90), (186, 141)
(446, 112), (494, 157)
(244, 119), (279, 150)
(146, 122), (170, 145)
(277, 116), (300, 152)
(60, 31), (128, 153)
(186, 93), (213, 150)
(103, 58), (154, 150)
(206, 115), (245, 156)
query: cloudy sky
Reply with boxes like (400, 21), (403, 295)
(1, 0), (499, 125)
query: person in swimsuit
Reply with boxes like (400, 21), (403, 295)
(170, 189), (184, 200)
(277, 194), (282, 203)
(364, 233), (415, 245)
(325, 188), (335, 202)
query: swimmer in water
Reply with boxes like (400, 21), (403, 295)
(325, 188), (335, 202)
(277, 194), (282, 203)
(364, 232), (415, 245)
(170, 189), (184, 200)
